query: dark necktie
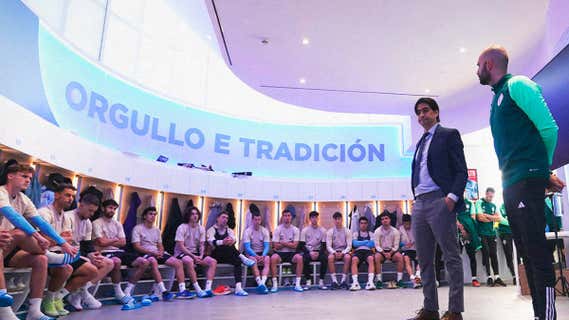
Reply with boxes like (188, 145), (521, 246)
(412, 132), (430, 189)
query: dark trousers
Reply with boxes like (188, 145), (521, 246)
(303, 251), (328, 281)
(480, 235), (500, 277)
(500, 233), (516, 277)
(460, 242), (477, 277)
(504, 178), (556, 320)
(212, 246), (244, 284)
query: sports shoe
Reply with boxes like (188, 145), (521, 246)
(318, 282), (329, 290)
(397, 280), (406, 288)
(339, 281), (349, 290)
(144, 294), (160, 302)
(293, 285), (304, 292)
(140, 297), (152, 306)
(235, 289), (249, 296)
(441, 310), (463, 320)
(162, 291), (175, 301)
(25, 313), (56, 320)
(407, 308), (440, 320)
(241, 257), (256, 267)
(375, 280), (384, 289)
(486, 277), (494, 287)
(387, 281), (398, 289)
(41, 298), (59, 317)
(350, 282), (361, 291)
(512, 277), (517, 286)
(413, 277), (423, 289)
(331, 282), (340, 290)
(81, 289), (102, 309)
(303, 280), (312, 291)
(256, 284), (269, 294)
(196, 290), (211, 298)
(0, 292), (14, 307)
(213, 285), (231, 296)
(205, 290), (214, 297)
(121, 299), (142, 311)
(494, 278), (507, 287)
(66, 292), (83, 311)
(365, 282), (376, 290)
(53, 298), (70, 316)
(471, 279), (480, 287)
(175, 290), (196, 299)
(270, 286), (278, 293)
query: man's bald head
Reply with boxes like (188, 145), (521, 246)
(477, 45), (509, 85)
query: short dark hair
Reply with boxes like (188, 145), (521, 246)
(102, 199), (118, 208)
(332, 211), (342, 219)
(251, 210), (261, 218)
(402, 214), (412, 223)
(79, 193), (100, 206)
(218, 210), (229, 218)
(414, 97), (441, 122)
(309, 211), (319, 218)
(486, 187), (495, 193)
(183, 206), (201, 223)
(142, 206), (157, 218)
(358, 216), (368, 223)
(282, 209), (292, 216)
(54, 183), (77, 193)
(379, 211), (391, 220)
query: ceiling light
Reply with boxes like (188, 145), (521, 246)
(299, 78), (306, 84)
(459, 47), (467, 53)
(425, 89), (431, 93)
(302, 38), (310, 45)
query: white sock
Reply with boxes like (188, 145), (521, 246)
(236, 282), (243, 291)
(397, 272), (403, 281)
(331, 273), (338, 283)
(376, 273), (382, 282)
(178, 282), (186, 292)
(85, 281), (94, 289)
(472, 276), (478, 281)
(46, 290), (57, 300)
(28, 298), (43, 318)
(255, 276), (262, 285)
(205, 280), (213, 291)
(368, 273), (374, 283)
(272, 277), (278, 288)
(45, 251), (76, 265)
(411, 274), (416, 280)
(124, 282), (136, 296)
(114, 283), (125, 299)
(416, 270), (421, 277)
(261, 275), (267, 285)
(193, 282), (203, 292)
(157, 282), (167, 293)
(238, 254), (249, 263)
(295, 277), (301, 287)
(352, 275), (358, 283)
(319, 279), (325, 286)
(0, 307), (18, 320)
(341, 274), (347, 283)
(58, 288), (70, 299)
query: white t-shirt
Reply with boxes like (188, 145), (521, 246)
(300, 225), (326, 251)
(242, 225), (270, 253)
(326, 227), (352, 254)
(399, 225), (415, 251)
(374, 225), (400, 252)
(206, 225), (236, 243)
(38, 204), (72, 251)
(0, 185), (38, 231)
(272, 224), (300, 253)
(174, 223), (205, 256)
(64, 209), (93, 249)
(92, 217), (126, 251)
(132, 224), (161, 253)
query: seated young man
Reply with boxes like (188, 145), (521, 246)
(132, 207), (185, 301)
(207, 211), (255, 296)
(350, 216), (375, 291)
(93, 199), (154, 308)
(374, 211), (404, 289)
(326, 211), (352, 290)
(399, 214), (422, 288)
(242, 210), (271, 294)
(300, 211), (328, 290)
(1, 161), (79, 320)
(270, 209), (304, 293)
(174, 206), (217, 298)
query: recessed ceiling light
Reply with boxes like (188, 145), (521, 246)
(302, 38), (310, 45)
(425, 89), (431, 93)
(459, 47), (467, 53)
(299, 78), (306, 84)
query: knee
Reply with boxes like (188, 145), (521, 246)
(32, 254), (48, 269)
(148, 257), (158, 267)
(263, 256), (270, 265)
(183, 258), (195, 268)
(327, 254), (334, 262)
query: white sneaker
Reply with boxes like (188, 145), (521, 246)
(81, 289), (102, 309)
(365, 282), (376, 290)
(66, 292), (83, 311)
(350, 282), (361, 291)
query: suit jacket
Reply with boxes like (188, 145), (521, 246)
(411, 125), (468, 213)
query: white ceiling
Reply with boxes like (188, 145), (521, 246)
(207, 0), (552, 131)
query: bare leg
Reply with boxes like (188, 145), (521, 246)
(65, 262), (98, 292)
(181, 257), (198, 283)
(342, 254), (351, 274)
(47, 265), (73, 292)
(110, 257), (122, 284)
(165, 257), (185, 284)
(270, 254), (281, 278)
(148, 257), (163, 283)
(8, 251), (48, 298)
(294, 254), (303, 277)
(130, 258), (150, 283)
(261, 256), (270, 277)
(351, 257), (360, 275)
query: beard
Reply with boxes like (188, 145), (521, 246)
(478, 68), (491, 85)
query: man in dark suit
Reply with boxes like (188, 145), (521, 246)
(407, 97), (467, 320)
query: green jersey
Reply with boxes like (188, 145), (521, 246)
(498, 204), (512, 235)
(476, 198), (497, 237)
(489, 74), (558, 188)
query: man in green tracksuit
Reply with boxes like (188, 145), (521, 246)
(477, 45), (565, 320)
(457, 195), (481, 287)
(497, 204), (516, 284)
(475, 187), (505, 287)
